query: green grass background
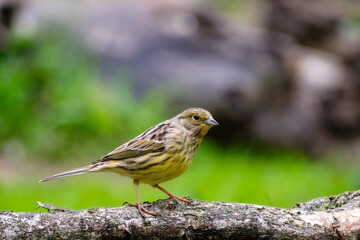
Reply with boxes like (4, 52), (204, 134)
(1, 31), (360, 212)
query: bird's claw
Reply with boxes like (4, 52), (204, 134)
(123, 202), (156, 216)
(162, 195), (192, 204)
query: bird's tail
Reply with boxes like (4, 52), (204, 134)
(39, 165), (93, 183)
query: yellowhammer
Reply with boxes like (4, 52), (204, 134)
(40, 107), (218, 216)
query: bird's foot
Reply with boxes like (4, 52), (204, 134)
(153, 184), (192, 204)
(123, 202), (156, 216)
(164, 195), (191, 204)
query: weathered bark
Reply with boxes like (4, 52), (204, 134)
(2, 190), (360, 239)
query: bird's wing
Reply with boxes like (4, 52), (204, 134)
(100, 139), (165, 161)
(98, 122), (170, 162)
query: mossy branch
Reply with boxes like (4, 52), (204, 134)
(2, 191), (360, 239)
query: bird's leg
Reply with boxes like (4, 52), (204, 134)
(125, 180), (156, 216)
(153, 184), (191, 204)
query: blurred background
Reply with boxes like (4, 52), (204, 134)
(1, 0), (360, 212)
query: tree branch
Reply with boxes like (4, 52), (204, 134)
(2, 191), (360, 239)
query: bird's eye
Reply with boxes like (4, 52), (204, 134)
(193, 114), (200, 120)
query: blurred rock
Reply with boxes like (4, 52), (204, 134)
(254, 47), (348, 153)
(261, 0), (346, 46)
(259, 0), (360, 154)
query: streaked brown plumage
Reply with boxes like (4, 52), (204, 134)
(40, 107), (218, 216)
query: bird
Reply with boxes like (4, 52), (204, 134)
(39, 107), (218, 216)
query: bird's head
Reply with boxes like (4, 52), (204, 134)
(174, 108), (218, 138)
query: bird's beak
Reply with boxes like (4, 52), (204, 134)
(205, 117), (219, 126)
